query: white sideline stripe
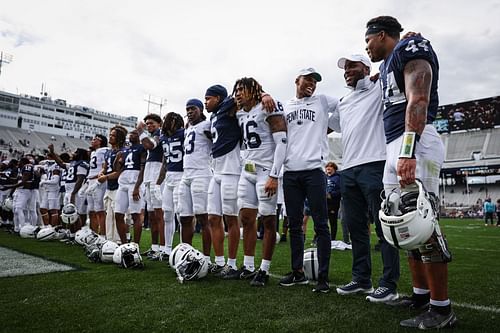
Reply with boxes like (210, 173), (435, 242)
(0, 246), (75, 277)
(269, 274), (500, 313)
(454, 246), (500, 252)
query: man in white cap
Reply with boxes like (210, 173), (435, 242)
(330, 54), (401, 303)
(279, 68), (338, 293)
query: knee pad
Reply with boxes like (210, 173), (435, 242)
(418, 232), (452, 263)
(222, 182), (238, 201)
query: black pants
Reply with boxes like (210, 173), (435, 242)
(327, 198), (341, 240)
(283, 168), (331, 281)
(340, 161), (400, 290)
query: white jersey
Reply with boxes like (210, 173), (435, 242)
(88, 147), (109, 178)
(183, 119), (212, 173)
(43, 163), (61, 192)
(237, 102), (280, 169)
(283, 94), (338, 171)
(329, 76), (386, 170)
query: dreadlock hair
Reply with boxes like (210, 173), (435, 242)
(366, 16), (403, 39)
(74, 148), (89, 162)
(232, 77), (264, 105)
(162, 112), (186, 136)
(111, 125), (128, 148)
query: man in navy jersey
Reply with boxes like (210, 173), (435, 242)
(115, 129), (146, 244)
(365, 16), (456, 329)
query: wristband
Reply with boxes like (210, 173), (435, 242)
(399, 132), (417, 159)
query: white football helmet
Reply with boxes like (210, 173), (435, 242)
(20, 225), (41, 238)
(113, 243), (143, 268)
(303, 248), (319, 281)
(100, 240), (119, 263)
(174, 247), (208, 283)
(37, 226), (57, 241)
(169, 243), (195, 269)
(85, 242), (102, 263)
(2, 197), (13, 212)
(379, 179), (437, 250)
(74, 227), (99, 247)
(61, 203), (79, 224)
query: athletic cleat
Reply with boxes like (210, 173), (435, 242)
(280, 234), (287, 242)
(336, 281), (374, 295)
(279, 271), (309, 287)
(250, 269), (269, 287)
(141, 248), (156, 257)
(158, 253), (170, 262)
(210, 264), (226, 276)
(386, 294), (430, 310)
(366, 286), (399, 303)
(312, 279), (330, 293)
(222, 267), (242, 280)
(400, 309), (457, 329)
(239, 266), (258, 280)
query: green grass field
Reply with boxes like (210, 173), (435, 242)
(1, 218), (499, 332)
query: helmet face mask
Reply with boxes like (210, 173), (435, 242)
(379, 180), (437, 250)
(170, 243), (208, 283)
(61, 203), (79, 224)
(113, 243), (143, 269)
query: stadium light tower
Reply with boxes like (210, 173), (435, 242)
(144, 94), (167, 117)
(0, 51), (13, 77)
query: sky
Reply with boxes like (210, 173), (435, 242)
(0, 0), (499, 122)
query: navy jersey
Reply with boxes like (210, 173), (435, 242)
(122, 144), (145, 171)
(160, 128), (184, 172)
(65, 160), (90, 184)
(0, 168), (17, 186)
(21, 164), (35, 189)
(326, 173), (341, 199)
(380, 35), (439, 144)
(210, 97), (240, 158)
(104, 149), (120, 191)
(146, 128), (164, 163)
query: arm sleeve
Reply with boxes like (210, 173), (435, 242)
(269, 131), (287, 178)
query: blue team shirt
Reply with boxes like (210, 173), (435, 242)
(380, 35), (440, 144)
(21, 164), (36, 189)
(160, 128), (184, 172)
(146, 128), (164, 163)
(210, 97), (240, 158)
(104, 149), (120, 191)
(121, 144), (145, 171)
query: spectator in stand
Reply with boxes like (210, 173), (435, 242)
(483, 198), (495, 226)
(496, 199), (500, 227)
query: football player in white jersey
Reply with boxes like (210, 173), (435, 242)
(279, 68), (339, 293)
(137, 113), (166, 258)
(233, 77), (287, 286)
(39, 160), (61, 226)
(99, 125), (128, 242)
(115, 129), (146, 244)
(178, 99), (213, 261)
(86, 134), (109, 236)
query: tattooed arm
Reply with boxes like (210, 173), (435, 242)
(397, 58), (432, 186)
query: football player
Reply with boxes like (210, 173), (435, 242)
(233, 77), (287, 286)
(99, 125), (128, 242)
(365, 16), (456, 329)
(279, 68), (338, 293)
(158, 112), (185, 257)
(177, 99), (213, 262)
(38, 159), (61, 226)
(137, 114), (165, 259)
(10, 157), (36, 232)
(114, 129), (146, 245)
(86, 134), (110, 235)
(0, 160), (17, 227)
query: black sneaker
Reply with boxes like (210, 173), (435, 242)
(400, 309), (457, 329)
(312, 279), (330, 293)
(386, 294), (430, 310)
(141, 248), (155, 256)
(210, 264), (227, 277)
(280, 234), (287, 243)
(222, 267), (241, 280)
(250, 269), (269, 287)
(336, 281), (374, 295)
(279, 271), (309, 287)
(239, 266), (258, 280)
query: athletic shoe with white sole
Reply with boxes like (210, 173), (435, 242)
(366, 286), (399, 303)
(336, 281), (374, 295)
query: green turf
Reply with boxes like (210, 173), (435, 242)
(1, 218), (499, 332)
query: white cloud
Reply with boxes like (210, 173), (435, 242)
(0, 0), (499, 121)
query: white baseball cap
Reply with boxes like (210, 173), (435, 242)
(297, 67), (322, 82)
(337, 54), (372, 70)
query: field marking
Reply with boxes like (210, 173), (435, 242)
(0, 246), (75, 277)
(453, 246), (500, 252)
(269, 273), (500, 313)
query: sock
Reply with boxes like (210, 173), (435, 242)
(126, 233), (131, 241)
(260, 259), (271, 273)
(227, 258), (237, 269)
(243, 256), (255, 271)
(413, 287), (430, 295)
(159, 245), (165, 252)
(152, 244), (160, 251)
(205, 255), (212, 264)
(430, 300), (451, 315)
(215, 256), (225, 266)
